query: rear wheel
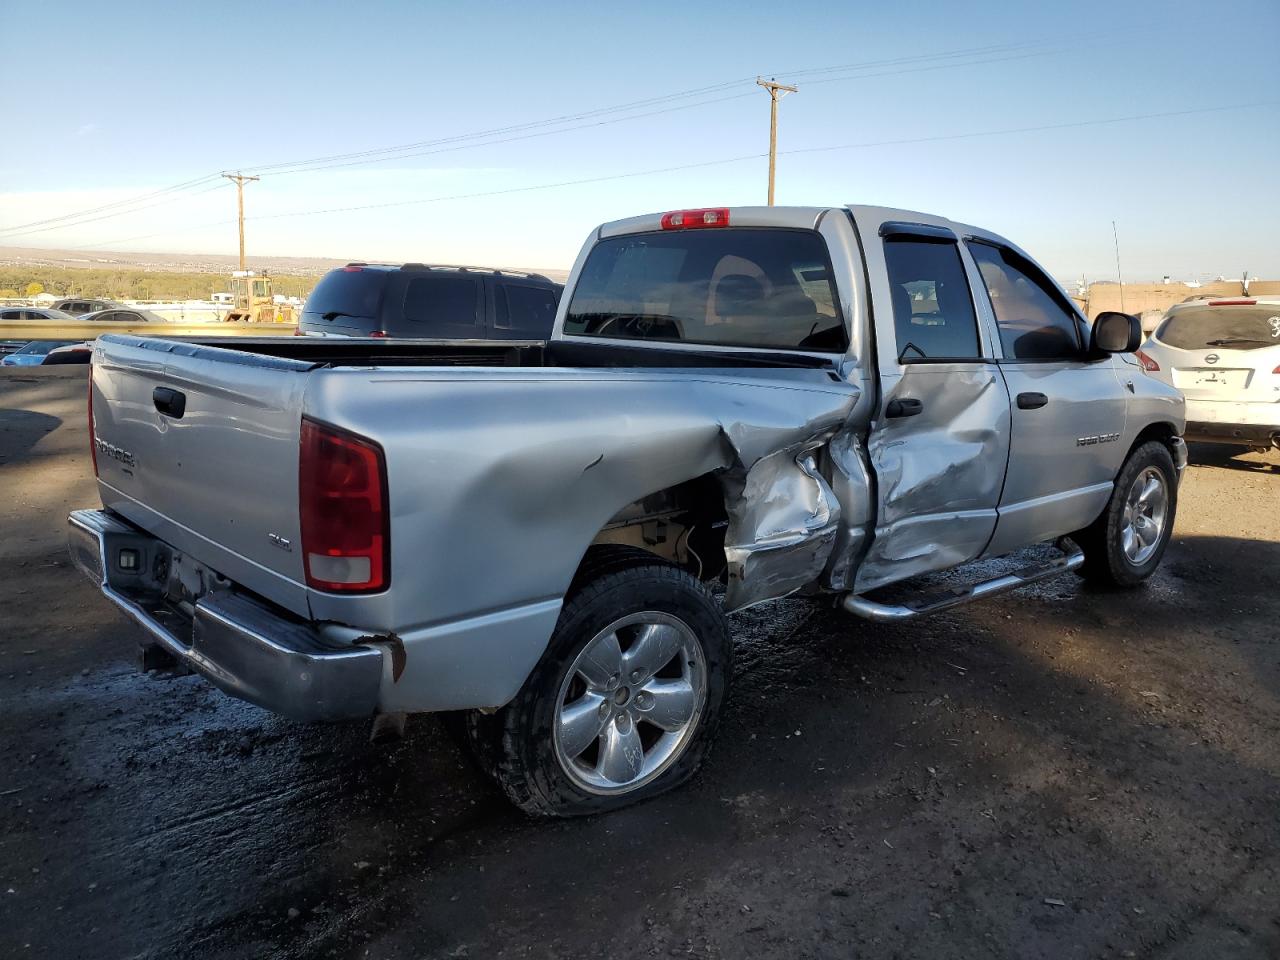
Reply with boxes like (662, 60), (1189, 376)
(1074, 440), (1177, 586)
(464, 553), (731, 816)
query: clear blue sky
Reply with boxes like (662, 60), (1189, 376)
(2, 0), (1277, 281)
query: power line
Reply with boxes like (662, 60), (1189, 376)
(247, 38), (1088, 179)
(0, 174), (223, 235)
(0, 181), (228, 240)
(781, 101), (1280, 156)
(0, 35), (1103, 240)
(69, 99), (1275, 253)
(245, 38), (1088, 176)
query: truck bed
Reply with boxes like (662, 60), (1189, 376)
(118, 335), (836, 371)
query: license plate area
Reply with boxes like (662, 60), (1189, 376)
(1173, 367), (1249, 391)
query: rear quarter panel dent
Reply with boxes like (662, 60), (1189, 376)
(300, 367), (862, 632)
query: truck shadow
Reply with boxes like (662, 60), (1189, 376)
(168, 535), (1276, 958)
(8, 533), (1276, 960)
(0, 408), (62, 462)
(1186, 441), (1279, 474)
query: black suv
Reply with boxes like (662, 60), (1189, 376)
(297, 263), (563, 340)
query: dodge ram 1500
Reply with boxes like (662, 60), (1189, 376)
(69, 204), (1186, 815)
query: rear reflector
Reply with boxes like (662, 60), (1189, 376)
(1208, 298), (1256, 306)
(299, 418), (389, 592)
(1134, 349), (1160, 372)
(661, 208), (730, 230)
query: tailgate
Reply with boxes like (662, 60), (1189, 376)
(1166, 344), (1276, 402)
(91, 335), (315, 615)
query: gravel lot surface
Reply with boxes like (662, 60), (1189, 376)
(1, 368), (1276, 960)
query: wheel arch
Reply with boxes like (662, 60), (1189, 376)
(1124, 420), (1181, 468)
(581, 472), (730, 583)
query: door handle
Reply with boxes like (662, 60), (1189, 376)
(885, 397), (924, 419)
(1016, 392), (1049, 410)
(153, 386), (186, 419)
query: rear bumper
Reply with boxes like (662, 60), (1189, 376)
(1169, 436), (1189, 481)
(1185, 399), (1280, 448)
(68, 509), (382, 721)
(1185, 421), (1279, 447)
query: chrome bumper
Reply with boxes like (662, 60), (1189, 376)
(1170, 436), (1188, 483)
(68, 509), (382, 722)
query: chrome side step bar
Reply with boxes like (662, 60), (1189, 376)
(841, 539), (1085, 622)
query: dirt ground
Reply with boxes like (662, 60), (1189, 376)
(1, 368), (1276, 960)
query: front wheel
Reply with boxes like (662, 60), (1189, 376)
(465, 554), (731, 816)
(1074, 440), (1178, 587)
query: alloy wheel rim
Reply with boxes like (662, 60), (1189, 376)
(1120, 466), (1168, 565)
(553, 612), (707, 795)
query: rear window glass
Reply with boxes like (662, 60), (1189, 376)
(563, 228), (847, 351)
(302, 269), (385, 320)
(497, 283), (558, 333)
(16, 341), (68, 354)
(1155, 306), (1280, 351)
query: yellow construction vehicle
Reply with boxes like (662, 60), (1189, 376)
(223, 271), (295, 324)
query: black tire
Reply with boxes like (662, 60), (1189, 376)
(1073, 440), (1178, 587)
(463, 550), (731, 817)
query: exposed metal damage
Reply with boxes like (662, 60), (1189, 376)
(711, 387), (863, 611)
(356, 631), (406, 682)
(721, 445), (840, 610)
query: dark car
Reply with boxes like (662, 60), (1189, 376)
(51, 298), (123, 316)
(297, 263), (563, 340)
(79, 308), (166, 324)
(40, 341), (94, 365)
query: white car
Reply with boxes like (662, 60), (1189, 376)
(1137, 296), (1280, 452)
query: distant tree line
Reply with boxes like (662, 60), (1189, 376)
(0, 267), (317, 301)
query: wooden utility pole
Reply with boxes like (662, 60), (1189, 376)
(222, 172), (260, 271)
(756, 78), (797, 206)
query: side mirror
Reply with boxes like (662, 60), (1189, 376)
(1091, 311), (1141, 354)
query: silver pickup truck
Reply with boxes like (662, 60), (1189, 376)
(69, 204), (1186, 815)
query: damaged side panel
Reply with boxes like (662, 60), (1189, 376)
(854, 364), (1012, 593)
(303, 367), (866, 708)
(821, 430), (876, 593)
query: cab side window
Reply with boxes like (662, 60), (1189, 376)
(883, 236), (981, 361)
(967, 242), (1083, 360)
(403, 276), (481, 329)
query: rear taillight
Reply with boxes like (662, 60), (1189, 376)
(87, 365), (98, 476)
(1134, 349), (1160, 372)
(660, 208), (730, 230)
(368, 330), (389, 338)
(1208, 298), (1255, 306)
(299, 418), (389, 592)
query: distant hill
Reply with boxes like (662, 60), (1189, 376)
(0, 245), (571, 301)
